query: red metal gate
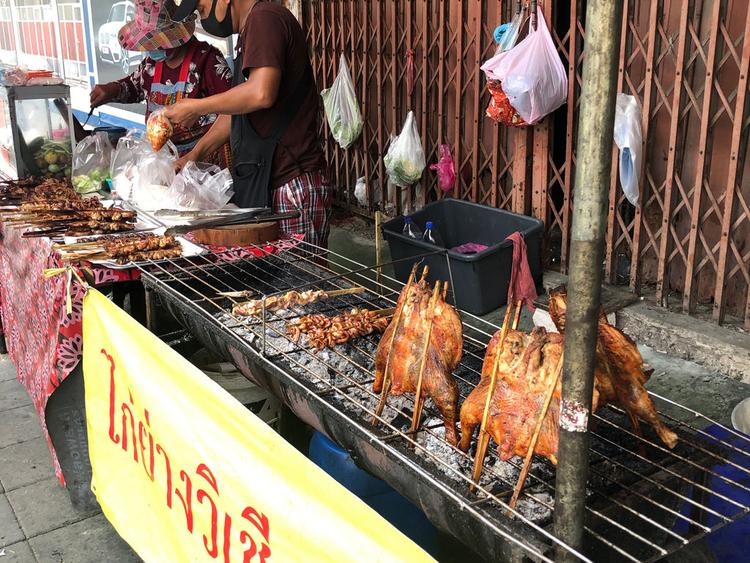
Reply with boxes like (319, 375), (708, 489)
(301, 0), (750, 329)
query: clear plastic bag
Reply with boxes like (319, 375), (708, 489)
(71, 131), (113, 194)
(493, 9), (525, 55)
(169, 161), (234, 210)
(146, 109), (173, 152)
(383, 111), (426, 187)
(481, 7), (567, 125)
(613, 94), (643, 207)
(129, 141), (178, 210)
(110, 130), (151, 200)
(321, 55), (363, 149)
(429, 144), (456, 194)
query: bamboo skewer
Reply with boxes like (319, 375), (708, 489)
(512, 299), (523, 330)
(410, 281), (442, 438)
(373, 264), (420, 424)
(508, 352), (565, 513)
(471, 302), (515, 489)
(375, 211), (383, 294)
(219, 286), (366, 299)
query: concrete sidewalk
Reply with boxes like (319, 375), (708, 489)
(0, 356), (139, 563)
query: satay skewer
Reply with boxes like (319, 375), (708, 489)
(409, 281), (442, 439)
(221, 286), (365, 300)
(508, 352), (564, 513)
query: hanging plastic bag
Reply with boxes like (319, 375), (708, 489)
(71, 131), (113, 194)
(129, 141), (179, 210)
(384, 111), (426, 187)
(321, 55), (363, 149)
(169, 161), (234, 210)
(429, 144), (456, 194)
(613, 94), (643, 207)
(493, 8), (525, 55)
(481, 7), (567, 125)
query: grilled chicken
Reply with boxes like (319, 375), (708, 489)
(548, 287), (678, 449)
(458, 328), (595, 464)
(373, 268), (462, 444)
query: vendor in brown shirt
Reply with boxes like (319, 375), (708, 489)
(164, 0), (331, 249)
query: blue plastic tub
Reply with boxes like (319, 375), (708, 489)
(309, 431), (438, 555)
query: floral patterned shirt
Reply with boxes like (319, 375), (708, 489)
(112, 38), (233, 164)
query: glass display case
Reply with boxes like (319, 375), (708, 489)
(0, 85), (76, 179)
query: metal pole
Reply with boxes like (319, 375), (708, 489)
(553, 1), (623, 560)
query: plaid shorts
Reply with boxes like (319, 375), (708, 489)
(272, 171), (333, 251)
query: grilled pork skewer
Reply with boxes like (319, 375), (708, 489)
(231, 287), (366, 317)
(287, 308), (392, 350)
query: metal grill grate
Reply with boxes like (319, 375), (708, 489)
(138, 240), (750, 562)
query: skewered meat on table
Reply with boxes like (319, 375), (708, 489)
(19, 198), (104, 212)
(373, 267), (463, 445)
(113, 247), (183, 264)
(548, 287), (678, 449)
(287, 308), (391, 350)
(232, 288), (361, 317)
(103, 235), (177, 257)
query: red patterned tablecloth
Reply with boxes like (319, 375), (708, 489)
(0, 224), (137, 482)
(0, 227), (302, 484)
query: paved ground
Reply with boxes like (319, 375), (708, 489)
(0, 356), (139, 563)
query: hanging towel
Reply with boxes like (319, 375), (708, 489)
(505, 231), (537, 311)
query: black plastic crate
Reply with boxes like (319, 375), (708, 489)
(382, 199), (543, 315)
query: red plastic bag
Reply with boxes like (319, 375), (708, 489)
(429, 144), (456, 193)
(485, 80), (528, 127)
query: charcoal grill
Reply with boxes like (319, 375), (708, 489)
(138, 240), (750, 562)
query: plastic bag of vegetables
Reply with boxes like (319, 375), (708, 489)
(321, 55), (362, 149)
(383, 111), (426, 187)
(72, 131), (113, 194)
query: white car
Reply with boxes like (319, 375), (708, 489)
(97, 1), (143, 74)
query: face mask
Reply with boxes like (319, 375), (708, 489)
(201, 0), (233, 38)
(147, 50), (167, 62)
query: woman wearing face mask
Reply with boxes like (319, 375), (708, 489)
(89, 0), (233, 167)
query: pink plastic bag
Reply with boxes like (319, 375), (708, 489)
(429, 144), (456, 193)
(480, 7), (567, 124)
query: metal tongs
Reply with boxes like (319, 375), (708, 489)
(164, 208), (300, 236)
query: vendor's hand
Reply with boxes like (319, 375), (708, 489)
(174, 150), (198, 173)
(162, 99), (203, 129)
(90, 83), (119, 108)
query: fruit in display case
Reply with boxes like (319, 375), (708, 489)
(30, 138), (72, 179)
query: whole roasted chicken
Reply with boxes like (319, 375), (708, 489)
(458, 328), (598, 464)
(459, 288), (677, 465)
(373, 267), (462, 444)
(548, 287), (678, 449)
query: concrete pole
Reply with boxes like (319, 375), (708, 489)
(553, 1), (623, 559)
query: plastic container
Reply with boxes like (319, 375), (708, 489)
(382, 198), (543, 315)
(309, 432), (438, 555)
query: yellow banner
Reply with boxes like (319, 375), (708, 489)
(82, 289), (434, 563)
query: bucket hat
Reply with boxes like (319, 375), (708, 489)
(119, 0), (197, 52)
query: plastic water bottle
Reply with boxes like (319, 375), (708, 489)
(402, 216), (421, 239)
(421, 221), (444, 247)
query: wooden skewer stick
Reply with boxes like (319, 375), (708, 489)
(511, 299), (523, 330)
(471, 302), (515, 489)
(508, 352), (564, 513)
(371, 307), (396, 317)
(373, 264), (418, 424)
(374, 211), (383, 293)
(219, 286), (366, 299)
(409, 281), (442, 439)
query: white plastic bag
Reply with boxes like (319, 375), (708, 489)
(481, 7), (567, 124)
(169, 161), (234, 210)
(129, 142), (178, 210)
(321, 55), (363, 149)
(71, 132), (113, 194)
(383, 111), (426, 187)
(613, 94), (643, 207)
